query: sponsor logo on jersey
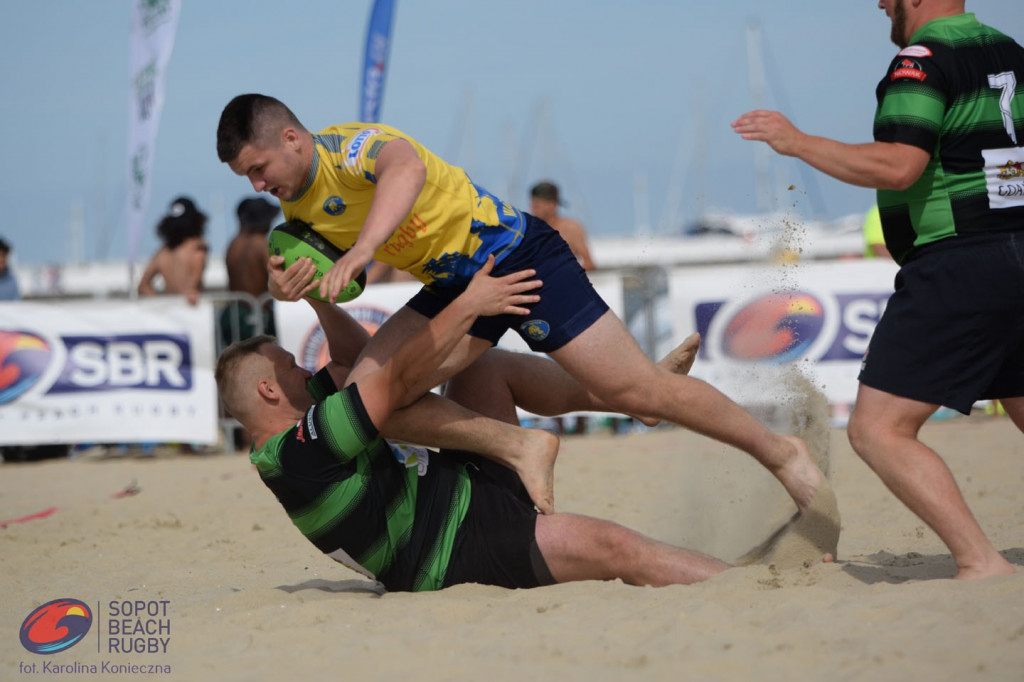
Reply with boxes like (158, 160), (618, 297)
(998, 160), (1024, 180)
(897, 45), (932, 58)
(891, 58), (926, 82)
(305, 408), (317, 441)
(984, 147), (1024, 209)
(380, 214), (429, 258)
(343, 128), (381, 168)
(323, 195), (346, 216)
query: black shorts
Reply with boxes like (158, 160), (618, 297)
(406, 214), (609, 353)
(858, 234), (1024, 413)
(441, 452), (555, 589)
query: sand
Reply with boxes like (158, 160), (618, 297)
(2, 415), (1023, 681)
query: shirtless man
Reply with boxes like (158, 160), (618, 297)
(223, 196), (281, 341)
(137, 196), (208, 305)
(529, 181), (596, 272)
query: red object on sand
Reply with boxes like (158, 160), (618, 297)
(0, 506), (58, 528)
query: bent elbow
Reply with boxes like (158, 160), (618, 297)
(881, 168), (921, 192)
(878, 145), (929, 191)
(890, 174), (919, 192)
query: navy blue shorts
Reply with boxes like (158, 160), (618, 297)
(406, 214), (609, 352)
(858, 234), (1024, 413)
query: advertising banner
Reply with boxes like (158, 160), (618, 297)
(359, 0), (395, 123)
(668, 259), (900, 407)
(0, 299), (218, 445)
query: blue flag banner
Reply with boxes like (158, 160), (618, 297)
(360, 0), (395, 123)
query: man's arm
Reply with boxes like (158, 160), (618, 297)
(559, 219), (596, 271)
(731, 109), (931, 190)
(306, 297), (372, 387)
(356, 257), (539, 431)
(319, 138), (426, 301)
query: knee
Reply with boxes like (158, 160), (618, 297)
(591, 523), (642, 566)
(600, 373), (673, 415)
(846, 408), (873, 458)
(847, 406), (898, 467)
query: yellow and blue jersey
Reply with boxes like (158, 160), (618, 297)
(282, 123), (525, 286)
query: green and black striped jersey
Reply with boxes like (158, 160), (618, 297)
(873, 13), (1024, 264)
(249, 369), (471, 591)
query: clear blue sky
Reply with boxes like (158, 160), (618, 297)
(2, 1), (1021, 265)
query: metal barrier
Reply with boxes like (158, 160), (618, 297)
(203, 291), (272, 452)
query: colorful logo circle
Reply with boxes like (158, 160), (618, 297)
(20, 599), (93, 655)
(322, 196), (347, 216)
(720, 293), (824, 362)
(0, 331), (53, 406)
(520, 319), (550, 342)
(300, 306), (391, 372)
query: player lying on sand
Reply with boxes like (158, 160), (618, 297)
(216, 259), (832, 591)
(261, 253), (706, 516)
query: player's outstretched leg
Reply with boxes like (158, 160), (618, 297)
(535, 512), (730, 586)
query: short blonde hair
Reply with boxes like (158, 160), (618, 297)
(215, 335), (276, 420)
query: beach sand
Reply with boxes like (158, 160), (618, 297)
(2, 416), (1022, 681)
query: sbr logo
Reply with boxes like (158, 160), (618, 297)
(20, 599), (93, 655)
(47, 334), (192, 394)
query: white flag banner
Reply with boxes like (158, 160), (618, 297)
(126, 0), (181, 265)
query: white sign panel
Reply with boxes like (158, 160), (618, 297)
(0, 299), (218, 445)
(669, 259), (900, 406)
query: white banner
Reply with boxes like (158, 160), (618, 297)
(668, 259), (900, 408)
(126, 0), (181, 265)
(0, 299), (218, 445)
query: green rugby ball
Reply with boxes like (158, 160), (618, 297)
(267, 220), (366, 303)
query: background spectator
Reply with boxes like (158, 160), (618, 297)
(529, 181), (596, 272)
(0, 236), (20, 300)
(137, 196), (209, 304)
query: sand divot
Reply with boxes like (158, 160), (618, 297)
(734, 480), (840, 569)
(733, 366), (841, 569)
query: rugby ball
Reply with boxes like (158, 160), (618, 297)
(267, 220), (366, 303)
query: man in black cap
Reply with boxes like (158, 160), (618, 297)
(222, 196), (281, 345)
(138, 196), (209, 304)
(529, 181), (596, 272)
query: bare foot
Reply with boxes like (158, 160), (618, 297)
(514, 429), (559, 515)
(774, 435), (827, 515)
(733, 436), (841, 569)
(659, 332), (701, 375)
(734, 484), (841, 569)
(635, 333), (702, 427)
(955, 556), (1016, 580)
